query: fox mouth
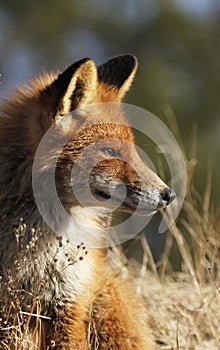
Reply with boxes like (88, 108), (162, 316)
(92, 186), (174, 216)
(93, 189), (112, 201)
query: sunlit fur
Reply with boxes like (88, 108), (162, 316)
(0, 55), (168, 349)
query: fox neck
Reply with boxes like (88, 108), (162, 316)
(51, 205), (113, 248)
(33, 205), (112, 306)
(0, 187), (112, 249)
(0, 201), (112, 305)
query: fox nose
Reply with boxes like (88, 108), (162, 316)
(160, 188), (176, 206)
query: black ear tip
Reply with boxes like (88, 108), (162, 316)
(97, 54), (138, 89)
(74, 57), (93, 65)
(123, 54), (138, 71)
(121, 54), (138, 64)
(108, 54), (138, 69)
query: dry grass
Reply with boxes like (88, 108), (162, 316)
(137, 112), (220, 349)
(113, 169), (220, 350)
(137, 175), (220, 349)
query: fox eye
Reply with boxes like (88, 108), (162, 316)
(101, 147), (121, 158)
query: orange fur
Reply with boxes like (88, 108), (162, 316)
(0, 55), (173, 349)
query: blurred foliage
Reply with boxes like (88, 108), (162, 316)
(0, 0), (219, 203)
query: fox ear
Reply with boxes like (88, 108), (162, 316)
(44, 58), (97, 115)
(97, 54), (138, 102)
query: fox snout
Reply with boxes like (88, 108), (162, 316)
(125, 185), (176, 215)
(92, 178), (176, 216)
(89, 157), (176, 216)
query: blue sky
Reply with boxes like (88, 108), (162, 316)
(175, 0), (218, 17)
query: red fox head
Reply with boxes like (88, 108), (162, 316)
(34, 55), (176, 216)
(1, 55), (175, 219)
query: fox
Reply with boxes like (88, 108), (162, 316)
(0, 54), (175, 349)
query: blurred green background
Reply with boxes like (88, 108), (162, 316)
(0, 0), (219, 261)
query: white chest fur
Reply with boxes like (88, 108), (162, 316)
(30, 206), (109, 307)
